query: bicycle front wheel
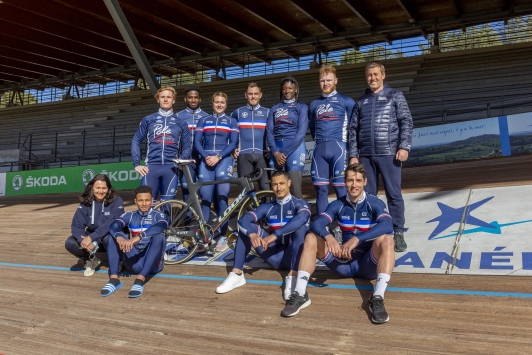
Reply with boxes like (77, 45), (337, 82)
(154, 199), (201, 264)
(228, 190), (276, 255)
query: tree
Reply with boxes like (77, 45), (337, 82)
(340, 46), (405, 65)
(0, 90), (37, 108)
(500, 16), (532, 44)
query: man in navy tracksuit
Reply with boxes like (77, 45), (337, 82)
(100, 185), (170, 298)
(281, 164), (395, 323)
(131, 86), (191, 207)
(215, 170), (311, 301)
(231, 82), (270, 191)
(177, 85), (208, 202)
(348, 62), (413, 252)
(309, 65), (356, 214)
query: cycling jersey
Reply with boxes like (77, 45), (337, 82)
(194, 113), (239, 159)
(132, 108), (191, 167)
(266, 100), (308, 158)
(177, 107), (208, 160)
(231, 104), (269, 154)
(310, 192), (393, 244)
(109, 208), (169, 251)
(238, 194), (311, 244)
(309, 91), (356, 144)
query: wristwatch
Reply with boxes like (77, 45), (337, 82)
(216, 153), (222, 160)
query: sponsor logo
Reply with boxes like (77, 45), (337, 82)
(362, 212), (367, 216)
(99, 169), (141, 182)
(427, 196), (532, 240)
(12, 175), (23, 191)
(300, 276), (309, 281)
(104, 212), (110, 216)
(26, 175), (67, 188)
(341, 215), (350, 220)
(242, 112), (248, 118)
(363, 99), (369, 105)
(257, 111), (263, 115)
(378, 96), (388, 101)
(287, 210), (293, 215)
(270, 215), (278, 219)
(293, 160), (297, 164)
(154, 124), (171, 136)
(82, 169), (95, 186)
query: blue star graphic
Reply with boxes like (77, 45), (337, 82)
(427, 196), (496, 240)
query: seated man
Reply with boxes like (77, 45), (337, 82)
(100, 185), (170, 298)
(215, 170), (311, 300)
(281, 163), (395, 323)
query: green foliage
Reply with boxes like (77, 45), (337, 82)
(340, 46), (405, 65)
(160, 71), (211, 86)
(418, 16), (532, 53)
(0, 90), (38, 108)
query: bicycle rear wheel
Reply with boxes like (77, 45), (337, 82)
(154, 199), (201, 264)
(228, 190), (276, 256)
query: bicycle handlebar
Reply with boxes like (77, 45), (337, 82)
(248, 167), (275, 182)
(172, 159), (196, 165)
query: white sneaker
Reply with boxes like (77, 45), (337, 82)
(283, 276), (294, 301)
(215, 272), (246, 294)
(83, 257), (101, 277)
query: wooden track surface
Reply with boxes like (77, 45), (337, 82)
(1, 155), (532, 355)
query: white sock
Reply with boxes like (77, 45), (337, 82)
(373, 273), (391, 298)
(294, 271), (311, 296)
(284, 276), (293, 289)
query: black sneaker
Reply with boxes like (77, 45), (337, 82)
(281, 291), (311, 317)
(394, 231), (407, 252)
(369, 295), (389, 323)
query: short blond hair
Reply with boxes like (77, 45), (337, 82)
(212, 91), (228, 103)
(155, 86), (177, 100)
(365, 62), (385, 75)
(319, 65), (336, 77)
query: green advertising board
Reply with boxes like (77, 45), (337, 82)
(4, 161), (142, 196)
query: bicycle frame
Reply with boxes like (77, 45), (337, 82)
(171, 159), (264, 243)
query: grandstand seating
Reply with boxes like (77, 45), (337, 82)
(0, 42), (531, 170)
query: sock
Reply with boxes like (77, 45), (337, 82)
(284, 276), (293, 290)
(134, 279), (145, 286)
(293, 271), (311, 296)
(373, 273), (391, 298)
(109, 278), (121, 286)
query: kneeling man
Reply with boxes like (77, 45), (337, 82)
(100, 185), (170, 298)
(281, 164), (395, 323)
(216, 170), (311, 300)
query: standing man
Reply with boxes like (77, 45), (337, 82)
(131, 86), (191, 208)
(309, 65), (356, 214)
(231, 82), (270, 191)
(348, 62), (413, 252)
(177, 85), (208, 202)
(281, 164), (395, 323)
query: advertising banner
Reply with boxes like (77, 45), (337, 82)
(4, 162), (141, 196)
(406, 112), (532, 166)
(0, 172), (6, 196)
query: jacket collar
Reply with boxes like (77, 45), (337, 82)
(322, 90), (337, 98)
(185, 107), (203, 114)
(276, 194), (292, 205)
(246, 103), (262, 110)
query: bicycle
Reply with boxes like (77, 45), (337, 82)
(154, 159), (275, 264)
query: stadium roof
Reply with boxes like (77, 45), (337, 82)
(1, 0), (531, 91)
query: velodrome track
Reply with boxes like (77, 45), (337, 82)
(1, 155), (532, 355)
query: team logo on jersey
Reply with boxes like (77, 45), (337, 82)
(242, 112), (248, 118)
(82, 169), (95, 186)
(274, 108), (291, 124)
(362, 212), (367, 216)
(270, 215), (277, 219)
(156, 119), (163, 123)
(341, 215), (350, 220)
(332, 96), (338, 101)
(257, 111), (263, 115)
(287, 210), (293, 215)
(12, 175), (22, 191)
(300, 153), (306, 161)
(378, 96), (388, 101)
(363, 99), (369, 105)
(316, 104), (337, 121)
